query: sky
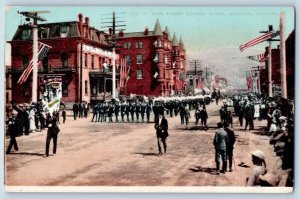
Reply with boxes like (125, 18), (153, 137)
(5, 6), (295, 88)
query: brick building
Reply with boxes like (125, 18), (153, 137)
(7, 15), (188, 106)
(259, 29), (295, 99)
(7, 14), (119, 106)
(117, 20), (187, 97)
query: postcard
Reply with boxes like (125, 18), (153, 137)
(4, 6), (295, 193)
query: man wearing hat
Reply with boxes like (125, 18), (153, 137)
(246, 150), (267, 186)
(213, 122), (229, 174)
(45, 118), (60, 157)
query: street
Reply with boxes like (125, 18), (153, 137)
(5, 102), (278, 187)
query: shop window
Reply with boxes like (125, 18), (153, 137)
(61, 52), (68, 67)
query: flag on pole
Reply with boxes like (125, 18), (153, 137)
(239, 30), (280, 52)
(17, 42), (52, 84)
(247, 53), (267, 63)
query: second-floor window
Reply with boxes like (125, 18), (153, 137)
(61, 53), (68, 67)
(21, 29), (31, 40)
(137, 55), (143, 64)
(91, 55), (94, 69)
(125, 55), (131, 67)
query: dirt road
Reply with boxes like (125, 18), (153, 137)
(5, 103), (278, 187)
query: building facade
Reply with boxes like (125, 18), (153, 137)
(259, 29), (295, 99)
(7, 14), (119, 106)
(117, 20), (187, 97)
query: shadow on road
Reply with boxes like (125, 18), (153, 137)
(6, 152), (45, 157)
(176, 126), (216, 131)
(134, 152), (159, 157)
(189, 166), (220, 175)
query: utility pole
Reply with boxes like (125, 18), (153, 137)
(101, 12), (126, 98)
(18, 11), (48, 103)
(259, 25), (280, 97)
(189, 60), (201, 94)
(280, 12), (287, 99)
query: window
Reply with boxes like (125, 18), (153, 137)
(40, 28), (49, 39)
(22, 29), (30, 40)
(164, 54), (168, 64)
(137, 69), (143, 79)
(153, 53), (159, 62)
(60, 25), (68, 33)
(127, 42), (132, 49)
(124, 43), (128, 49)
(91, 55), (94, 69)
(84, 53), (88, 68)
(190, 79), (193, 86)
(22, 55), (29, 68)
(85, 80), (88, 95)
(135, 41), (143, 49)
(137, 55), (143, 64)
(61, 53), (68, 67)
(125, 55), (131, 66)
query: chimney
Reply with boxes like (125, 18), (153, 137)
(118, 30), (124, 37)
(85, 17), (90, 39)
(144, 26), (149, 35)
(78, 13), (83, 36)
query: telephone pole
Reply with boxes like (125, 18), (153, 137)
(189, 60), (201, 94)
(101, 12), (126, 98)
(280, 12), (287, 99)
(18, 11), (48, 102)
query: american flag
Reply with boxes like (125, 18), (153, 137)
(17, 42), (52, 84)
(119, 59), (128, 88)
(247, 53), (267, 63)
(239, 30), (280, 52)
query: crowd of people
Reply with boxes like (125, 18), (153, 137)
(5, 91), (294, 186)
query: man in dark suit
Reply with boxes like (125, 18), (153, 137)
(155, 114), (169, 155)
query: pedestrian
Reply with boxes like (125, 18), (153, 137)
(6, 115), (19, 154)
(23, 110), (30, 135)
(62, 108), (66, 124)
(91, 104), (98, 122)
(73, 103), (78, 120)
(146, 102), (152, 123)
(114, 102), (120, 123)
(135, 102), (141, 123)
(155, 114), (169, 155)
(130, 102), (135, 123)
(246, 150), (267, 186)
(195, 107), (201, 125)
(224, 122), (235, 172)
(141, 102), (146, 123)
(45, 118), (60, 157)
(200, 107), (208, 127)
(120, 102), (126, 122)
(213, 122), (229, 175)
(185, 105), (190, 125)
(179, 104), (185, 125)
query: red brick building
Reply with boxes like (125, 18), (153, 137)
(7, 14), (119, 106)
(7, 15), (188, 106)
(259, 29), (295, 99)
(117, 20), (187, 96)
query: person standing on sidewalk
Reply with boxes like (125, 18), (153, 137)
(6, 115), (19, 154)
(45, 118), (60, 157)
(62, 108), (66, 124)
(213, 122), (229, 174)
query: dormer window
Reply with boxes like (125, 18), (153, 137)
(60, 25), (69, 38)
(40, 28), (49, 39)
(61, 25), (68, 33)
(21, 29), (31, 40)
